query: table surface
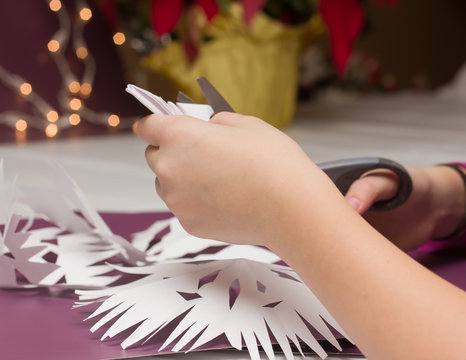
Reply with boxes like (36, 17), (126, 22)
(1, 90), (465, 360)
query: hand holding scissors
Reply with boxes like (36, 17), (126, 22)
(128, 78), (412, 212)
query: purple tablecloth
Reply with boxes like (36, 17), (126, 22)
(1, 212), (465, 360)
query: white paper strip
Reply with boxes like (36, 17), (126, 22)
(126, 84), (213, 121)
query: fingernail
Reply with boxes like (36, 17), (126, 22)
(347, 197), (361, 212)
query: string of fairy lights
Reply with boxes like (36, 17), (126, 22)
(0, 0), (136, 140)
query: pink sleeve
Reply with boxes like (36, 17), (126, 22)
(451, 162), (466, 168)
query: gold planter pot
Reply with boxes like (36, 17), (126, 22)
(142, 4), (324, 128)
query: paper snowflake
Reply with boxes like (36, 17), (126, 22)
(0, 160), (352, 359)
(76, 258), (351, 360)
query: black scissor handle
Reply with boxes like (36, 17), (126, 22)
(318, 157), (413, 211)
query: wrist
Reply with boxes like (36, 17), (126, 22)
(266, 167), (357, 260)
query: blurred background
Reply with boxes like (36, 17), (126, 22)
(1, 0), (465, 142)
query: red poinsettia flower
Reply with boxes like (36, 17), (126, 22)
(242, 0), (267, 24)
(150, 0), (184, 37)
(196, 0), (221, 22)
(150, 0), (270, 36)
(150, 0), (220, 37)
(319, 0), (398, 77)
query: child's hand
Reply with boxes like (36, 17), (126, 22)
(345, 166), (465, 250)
(136, 112), (338, 248)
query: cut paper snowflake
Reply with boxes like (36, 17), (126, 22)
(132, 216), (281, 263)
(0, 161), (58, 287)
(76, 259), (351, 360)
(1, 158), (353, 359)
(0, 214), (59, 287)
(39, 232), (122, 288)
(19, 162), (147, 265)
(0, 160), (147, 288)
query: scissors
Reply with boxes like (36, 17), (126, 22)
(127, 78), (413, 212)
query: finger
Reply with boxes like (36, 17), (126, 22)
(345, 170), (399, 214)
(136, 114), (172, 146)
(209, 111), (249, 126)
(144, 144), (160, 174)
(155, 176), (163, 198)
(137, 114), (199, 145)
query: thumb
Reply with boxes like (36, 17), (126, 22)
(345, 170), (399, 214)
(209, 112), (245, 126)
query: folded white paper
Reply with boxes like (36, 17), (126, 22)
(126, 84), (214, 121)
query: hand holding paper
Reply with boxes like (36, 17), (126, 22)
(136, 111), (338, 248)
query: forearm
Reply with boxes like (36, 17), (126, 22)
(136, 113), (466, 358)
(269, 171), (466, 359)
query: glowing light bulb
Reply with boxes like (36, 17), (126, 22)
(69, 98), (82, 111)
(68, 81), (81, 93)
(76, 46), (88, 59)
(19, 82), (32, 96)
(131, 121), (138, 133)
(47, 39), (60, 53)
(107, 114), (120, 127)
(16, 119), (27, 132)
(79, 8), (92, 21)
(46, 110), (59, 122)
(45, 123), (58, 138)
(80, 82), (92, 97)
(69, 113), (81, 125)
(49, 0), (61, 12)
(113, 32), (126, 46)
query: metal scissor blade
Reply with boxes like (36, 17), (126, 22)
(197, 77), (235, 113)
(176, 91), (197, 104)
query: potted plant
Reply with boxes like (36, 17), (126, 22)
(99, 0), (396, 127)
